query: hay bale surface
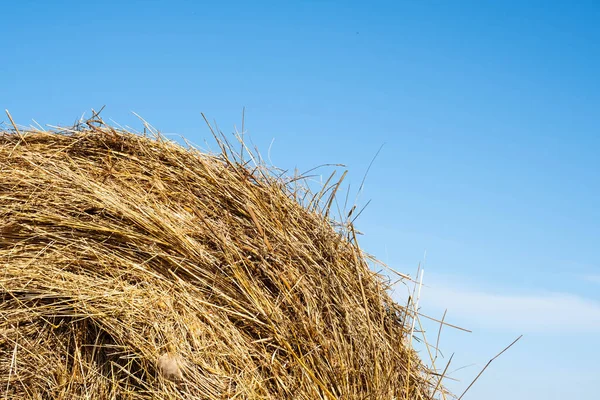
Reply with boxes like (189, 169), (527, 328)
(0, 123), (434, 399)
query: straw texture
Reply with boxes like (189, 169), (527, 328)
(0, 121), (436, 399)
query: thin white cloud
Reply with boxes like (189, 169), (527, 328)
(415, 278), (600, 333)
(584, 274), (600, 284)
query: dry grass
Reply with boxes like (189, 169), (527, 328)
(0, 116), (441, 399)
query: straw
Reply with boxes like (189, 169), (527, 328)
(0, 118), (439, 399)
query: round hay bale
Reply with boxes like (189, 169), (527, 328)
(0, 121), (436, 399)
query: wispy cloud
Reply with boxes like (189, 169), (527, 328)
(584, 275), (600, 284)
(413, 277), (600, 333)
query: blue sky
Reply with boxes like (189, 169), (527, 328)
(2, 1), (599, 398)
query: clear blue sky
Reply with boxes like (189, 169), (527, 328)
(2, 1), (599, 398)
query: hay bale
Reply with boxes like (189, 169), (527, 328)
(0, 121), (436, 399)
